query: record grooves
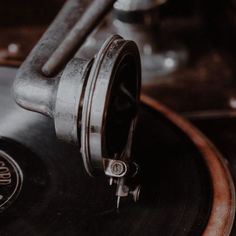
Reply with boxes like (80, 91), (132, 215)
(0, 67), (234, 235)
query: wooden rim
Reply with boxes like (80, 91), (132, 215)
(141, 94), (235, 236)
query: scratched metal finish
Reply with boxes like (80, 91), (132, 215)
(0, 67), (212, 235)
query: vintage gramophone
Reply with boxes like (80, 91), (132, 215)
(0, 0), (236, 235)
(12, 0), (144, 208)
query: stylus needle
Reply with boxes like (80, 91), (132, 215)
(117, 196), (121, 210)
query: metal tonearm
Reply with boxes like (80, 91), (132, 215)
(13, 0), (142, 208)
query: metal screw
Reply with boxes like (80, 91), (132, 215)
(111, 161), (126, 176)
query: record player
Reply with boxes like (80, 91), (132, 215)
(0, 0), (236, 235)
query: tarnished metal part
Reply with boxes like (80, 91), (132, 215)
(54, 58), (93, 145)
(104, 158), (140, 209)
(13, 0), (91, 117)
(80, 35), (141, 175)
(104, 159), (128, 178)
(42, 0), (116, 77)
(13, 0), (142, 200)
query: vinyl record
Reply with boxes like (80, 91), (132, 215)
(0, 67), (234, 235)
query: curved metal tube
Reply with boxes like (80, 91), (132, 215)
(42, 0), (116, 76)
(13, 0), (88, 117)
(13, 0), (115, 117)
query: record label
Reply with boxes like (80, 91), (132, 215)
(0, 151), (23, 212)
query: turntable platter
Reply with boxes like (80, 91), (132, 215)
(0, 67), (234, 235)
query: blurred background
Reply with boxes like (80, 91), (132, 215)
(0, 0), (236, 118)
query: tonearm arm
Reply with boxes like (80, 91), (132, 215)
(13, 0), (142, 208)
